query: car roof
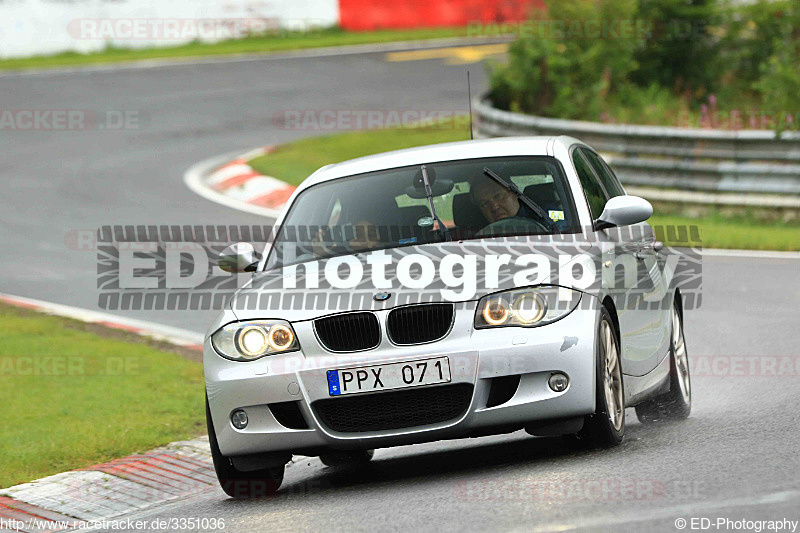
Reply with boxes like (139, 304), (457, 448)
(299, 136), (580, 190)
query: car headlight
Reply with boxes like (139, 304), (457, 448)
(475, 286), (581, 329)
(211, 320), (300, 361)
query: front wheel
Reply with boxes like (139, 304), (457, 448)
(635, 298), (692, 423)
(570, 307), (625, 447)
(206, 397), (285, 499)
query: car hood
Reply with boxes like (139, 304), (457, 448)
(229, 236), (600, 323)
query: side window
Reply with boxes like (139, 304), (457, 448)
(583, 149), (625, 198)
(572, 149), (608, 220)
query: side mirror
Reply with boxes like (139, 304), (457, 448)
(218, 242), (262, 273)
(594, 195), (652, 230)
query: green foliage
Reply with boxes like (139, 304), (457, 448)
(490, 0), (799, 131)
(749, 2), (800, 131)
(632, 0), (720, 95)
(489, 0), (641, 119)
(717, 0), (792, 86)
(603, 82), (690, 125)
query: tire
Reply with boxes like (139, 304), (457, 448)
(635, 297), (692, 423)
(570, 306), (625, 448)
(319, 449), (375, 467)
(206, 397), (285, 499)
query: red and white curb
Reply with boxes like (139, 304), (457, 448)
(183, 146), (296, 219)
(0, 295), (312, 529)
(0, 439), (215, 531)
(0, 293), (203, 351)
(0, 294), (215, 530)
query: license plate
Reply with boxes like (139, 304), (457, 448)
(327, 357), (451, 396)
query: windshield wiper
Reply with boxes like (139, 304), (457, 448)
(420, 165), (452, 241)
(482, 167), (561, 233)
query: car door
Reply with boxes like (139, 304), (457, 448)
(572, 147), (664, 376)
(585, 149), (671, 368)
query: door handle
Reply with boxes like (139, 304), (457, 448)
(638, 241), (663, 259)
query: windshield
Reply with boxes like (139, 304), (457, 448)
(268, 156), (577, 269)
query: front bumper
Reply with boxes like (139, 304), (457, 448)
(205, 301), (598, 458)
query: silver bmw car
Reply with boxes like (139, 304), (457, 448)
(204, 136), (692, 498)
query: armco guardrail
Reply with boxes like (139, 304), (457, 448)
(475, 99), (800, 196)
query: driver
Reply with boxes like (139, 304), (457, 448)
(472, 179), (537, 224)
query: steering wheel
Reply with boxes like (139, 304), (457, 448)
(475, 216), (549, 237)
(311, 226), (350, 257)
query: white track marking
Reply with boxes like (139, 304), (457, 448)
(699, 249), (800, 259)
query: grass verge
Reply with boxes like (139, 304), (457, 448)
(0, 303), (205, 488)
(0, 26), (473, 72)
(647, 214), (800, 251)
(249, 118), (472, 185)
(248, 118), (800, 251)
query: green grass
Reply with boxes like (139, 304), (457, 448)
(0, 304), (205, 488)
(650, 213), (800, 251)
(249, 117), (472, 185)
(0, 26), (472, 72)
(248, 118), (800, 251)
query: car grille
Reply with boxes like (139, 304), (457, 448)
(387, 304), (454, 344)
(314, 312), (380, 352)
(312, 383), (473, 433)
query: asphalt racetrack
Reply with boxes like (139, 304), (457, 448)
(2, 43), (799, 532)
